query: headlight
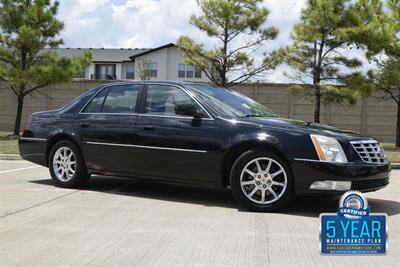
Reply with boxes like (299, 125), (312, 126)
(310, 134), (348, 163)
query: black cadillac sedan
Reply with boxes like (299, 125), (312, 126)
(19, 81), (391, 211)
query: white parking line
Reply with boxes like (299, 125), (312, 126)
(0, 166), (41, 174)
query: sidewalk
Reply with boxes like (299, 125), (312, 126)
(0, 154), (21, 160)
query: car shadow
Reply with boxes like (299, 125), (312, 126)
(30, 176), (400, 218)
(286, 196), (400, 217)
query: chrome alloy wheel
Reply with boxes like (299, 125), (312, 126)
(240, 157), (287, 205)
(52, 147), (76, 182)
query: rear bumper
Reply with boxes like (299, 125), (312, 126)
(291, 159), (391, 195)
(18, 137), (47, 166)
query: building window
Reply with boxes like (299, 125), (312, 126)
(126, 64), (135, 79)
(144, 63), (157, 78)
(186, 64), (194, 78)
(195, 67), (202, 78)
(178, 63), (202, 79)
(95, 64), (116, 80)
(178, 64), (185, 78)
(75, 69), (85, 79)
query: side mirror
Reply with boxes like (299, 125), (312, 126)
(175, 104), (201, 118)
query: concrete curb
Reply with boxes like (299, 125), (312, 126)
(392, 163), (400, 169)
(0, 154), (21, 160)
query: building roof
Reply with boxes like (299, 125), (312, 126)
(129, 43), (176, 60)
(51, 47), (149, 62)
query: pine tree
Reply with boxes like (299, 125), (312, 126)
(368, 58), (400, 146)
(355, 0), (400, 146)
(282, 0), (372, 123)
(0, 0), (91, 135)
(177, 0), (280, 88)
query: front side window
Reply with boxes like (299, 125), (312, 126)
(145, 85), (204, 117)
(101, 85), (139, 113)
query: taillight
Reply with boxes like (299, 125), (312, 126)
(22, 114), (32, 131)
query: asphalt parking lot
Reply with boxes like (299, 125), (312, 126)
(0, 160), (399, 267)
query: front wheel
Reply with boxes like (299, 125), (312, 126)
(230, 150), (293, 212)
(48, 140), (90, 188)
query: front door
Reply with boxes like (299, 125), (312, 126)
(78, 84), (142, 175)
(96, 64), (116, 80)
(134, 84), (219, 184)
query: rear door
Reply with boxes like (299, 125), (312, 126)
(134, 83), (219, 183)
(78, 83), (142, 175)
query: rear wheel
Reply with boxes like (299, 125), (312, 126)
(230, 150), (293, 212)
(48, 140), (90, 188)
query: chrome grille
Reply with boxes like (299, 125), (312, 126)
(350, 140), (386, 164)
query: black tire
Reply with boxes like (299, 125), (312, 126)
(230, 149), (293, 212)
(48, 140), (90, 188)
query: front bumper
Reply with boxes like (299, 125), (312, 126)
(291, 159), (391, 195)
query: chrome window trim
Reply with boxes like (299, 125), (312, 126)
(19, 137), (47, 142)
(81, 112), (138, 116)
(83, 141), (207, 153)
(78, 82), (214, 120)
(138, 113), (213, 120)
(144, 83), (214, 120)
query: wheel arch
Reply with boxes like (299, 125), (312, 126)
(220, 141), (292, 188)
(45, 131), (82, 167)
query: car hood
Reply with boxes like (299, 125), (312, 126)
(234, 117), (371, 141)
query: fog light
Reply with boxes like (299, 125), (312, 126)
(309, 181), (351, 191)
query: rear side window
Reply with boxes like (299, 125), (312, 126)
(82, 87), (109, 113)
(101, 85), (140, 113)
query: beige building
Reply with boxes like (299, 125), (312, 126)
(52, 43), (210, 82)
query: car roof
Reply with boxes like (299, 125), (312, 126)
(101, 80), (213, 88)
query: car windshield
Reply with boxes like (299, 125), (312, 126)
(189, 84), (278, 118)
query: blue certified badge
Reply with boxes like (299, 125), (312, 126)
(320, 191), (387, 254)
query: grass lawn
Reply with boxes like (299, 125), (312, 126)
(0, 139), (18, 154)
(0, 132), (19, 154)
(386, 151), (400, 163)
(383, 143), (400, 163)
(0, 131), (399, 162)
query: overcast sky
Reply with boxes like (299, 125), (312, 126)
(56, 0), (307, 82)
